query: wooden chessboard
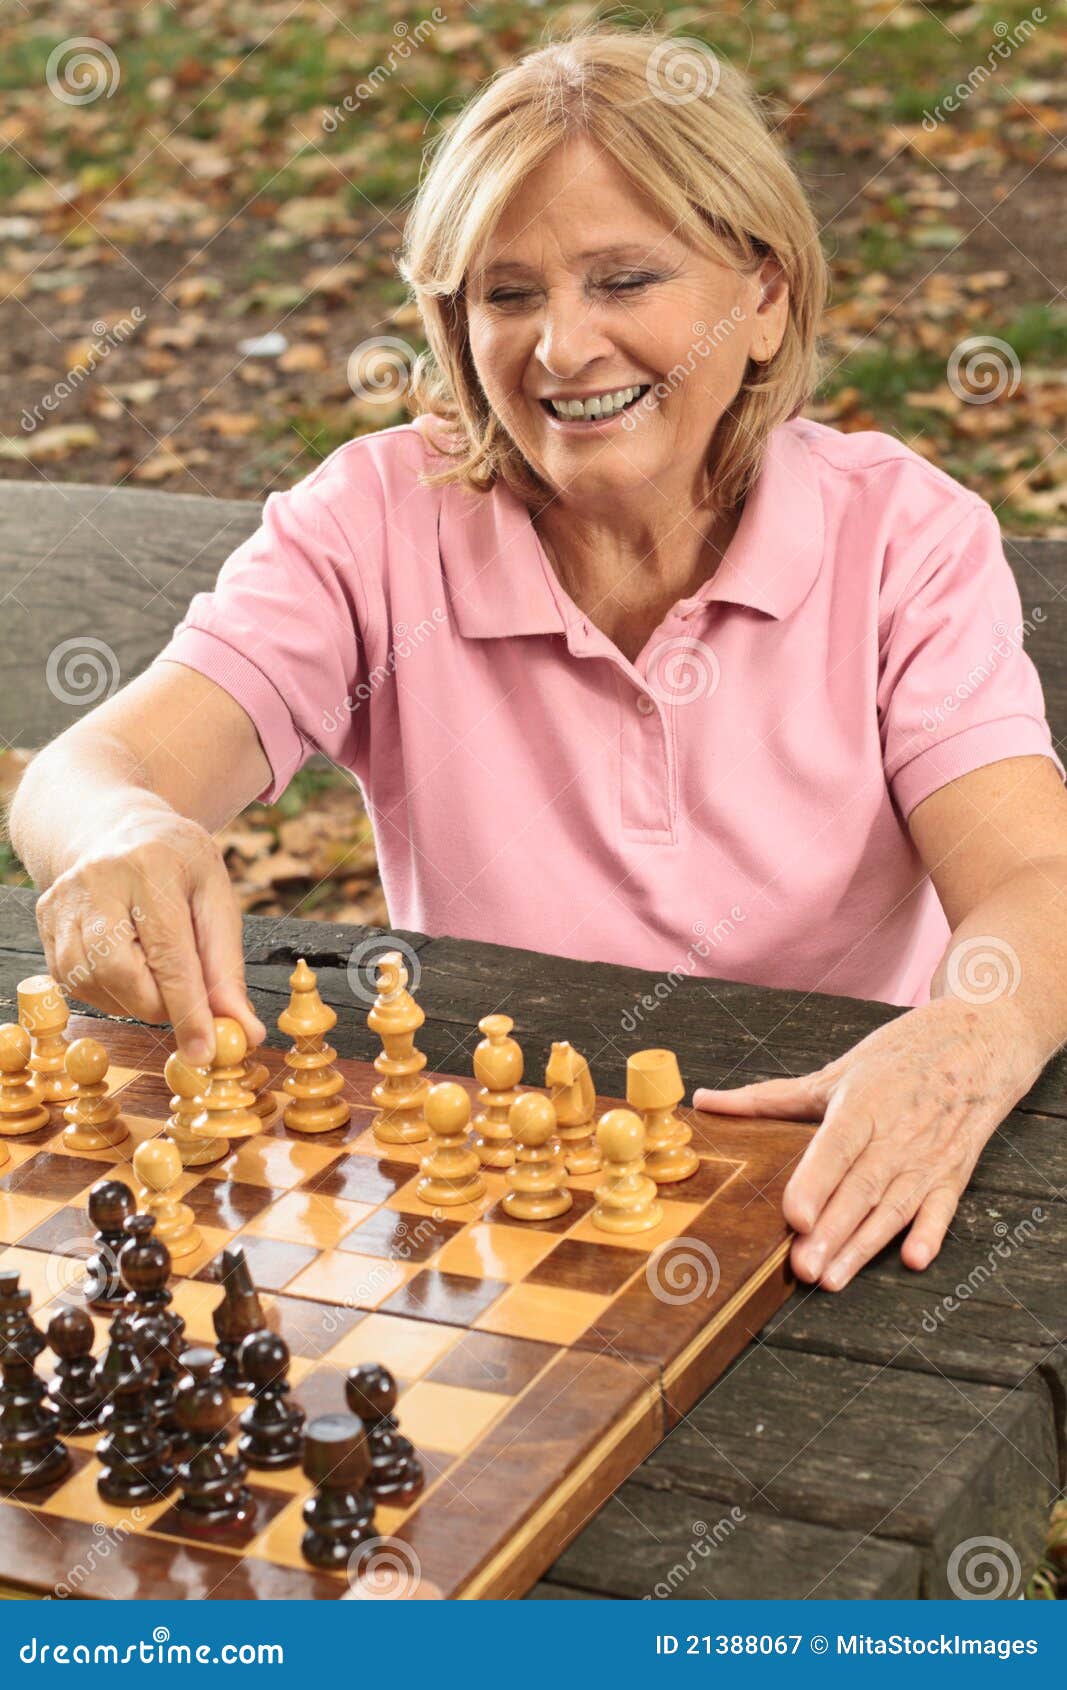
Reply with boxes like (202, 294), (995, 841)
(0, 1016), (812, 1600)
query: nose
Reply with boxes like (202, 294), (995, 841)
(535, 287), (615, 379)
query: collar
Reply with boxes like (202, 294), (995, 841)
(437, 418), (825, 637)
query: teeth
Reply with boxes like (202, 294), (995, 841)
(548, 385), (644, 420)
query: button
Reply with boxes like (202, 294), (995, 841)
(636, 694), (656, 716)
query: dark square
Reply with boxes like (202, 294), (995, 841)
(527, 1236), (644, 1296)
(425, 1330), (557, 1395)
(337, 1208), (465, 1263)
(148, 1482), (290, 1550)
(183, 1178), (283, 1230)
(301, 1156), (415, 1206)
(17, 1206), (96, 1258)
(482, 1185), (596, 1232)
(0, 1152), (114, 1201)
(380, 1270), (507, 1328)
(110, 1072), (170, 1121)
(269, 1294), (367, 1360)
(291, 1363), (348, 1423)
(662, 1153), (736, 1204)
(194, 1236), (319, 1294)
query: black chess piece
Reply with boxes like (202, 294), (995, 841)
(0, 1328), (70, 1494)
(46, 1307), (102, 1433)
(118, 1213), (170, 1318)
(0, 1272), (45, 1411)
(212, 1248), (266, 1393)
(115, 1215), (184, 1438)
(301, 1413), (376, 1570)
(92, 1324), (175, 1504)
(344, 1363), (424, 1505)
(83, 1180), (135, 1309)
(237, 1331), (305, 1470)
(174, 1348), (252, 1534)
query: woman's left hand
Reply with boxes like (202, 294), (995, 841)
(692, 995), (1036, 1291)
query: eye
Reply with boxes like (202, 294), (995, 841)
(603, 274), (656, 293)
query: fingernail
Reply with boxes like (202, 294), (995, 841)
(188, 1038), (211, 1065)
(822, 1259), (847, 1291)
(910, 1243), (930, 1270)
(804, 1240), (827, 1277)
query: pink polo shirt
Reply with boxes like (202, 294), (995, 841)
(156, 413), (1063, 1008)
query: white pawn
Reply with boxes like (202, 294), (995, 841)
(504, 1093), (571, 1222)
(417, 1083), (485, 1207)
(132, 1137), (201, 1259)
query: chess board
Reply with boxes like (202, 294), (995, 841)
(0, 1016), (812, 1601)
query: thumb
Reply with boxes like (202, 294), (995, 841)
(692, 1070), (830, 1120)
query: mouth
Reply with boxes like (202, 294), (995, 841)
(539, 384), (652, 430)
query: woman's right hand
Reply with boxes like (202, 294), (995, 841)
(35, 797), (266, 1066)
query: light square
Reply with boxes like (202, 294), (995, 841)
(473, 1282), (610, 1346)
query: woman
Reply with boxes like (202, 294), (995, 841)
(12, 26), (1067, 1295)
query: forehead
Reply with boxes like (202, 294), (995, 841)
(474, 139), (688, 276)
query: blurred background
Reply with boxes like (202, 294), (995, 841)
(2, 0), (1066, 930)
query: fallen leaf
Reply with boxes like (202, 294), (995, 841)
(0, 423), (100, 461)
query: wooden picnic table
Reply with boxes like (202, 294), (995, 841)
(1, 882), (1061, 1600)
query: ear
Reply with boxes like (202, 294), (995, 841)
(750, 253), (789, 364)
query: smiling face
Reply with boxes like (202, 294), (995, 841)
(465, 135), (787, 514)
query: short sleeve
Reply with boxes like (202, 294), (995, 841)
(879, 498), (1065, 819)
(154, 474), (369, 804)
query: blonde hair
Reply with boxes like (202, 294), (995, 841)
(397, 19), (830, 517)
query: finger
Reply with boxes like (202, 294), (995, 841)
(55, 911), (166, 1023)
(190, 857), (266, 1047)
(820, 1172), (928, 1291)
(781, 1090), (876, 1239)
(693, 1071), (829, 1120)
(901, 1184), (961, 1272)
(132, 898), (216, 1066)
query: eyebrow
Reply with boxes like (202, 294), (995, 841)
(479, 244), (668, 279)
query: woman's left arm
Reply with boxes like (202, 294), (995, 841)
(693, 753), (1067, 1291)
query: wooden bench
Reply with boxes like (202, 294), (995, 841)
(1, 478), (1065, 1599)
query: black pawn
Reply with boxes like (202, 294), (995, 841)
(47, 1307), (102, 1433)
(212, 1248), (266, 1393)
(118, 1213), (171, 1318)
(237, 1331), (305, 1470)
(0, 1329), (70, 1494)
(84, 1181), (135, 1309)
(174, 1348), (252, 1533)
(92, 1325), (175, 1504)
(301, 1413), (376, 1570)
(0, 1272), (44, 1410)
(345, 1363), (424, 1506)
(117, 1219), (184, 1439)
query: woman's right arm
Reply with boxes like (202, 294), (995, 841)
(7, 661), (272, 1065)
